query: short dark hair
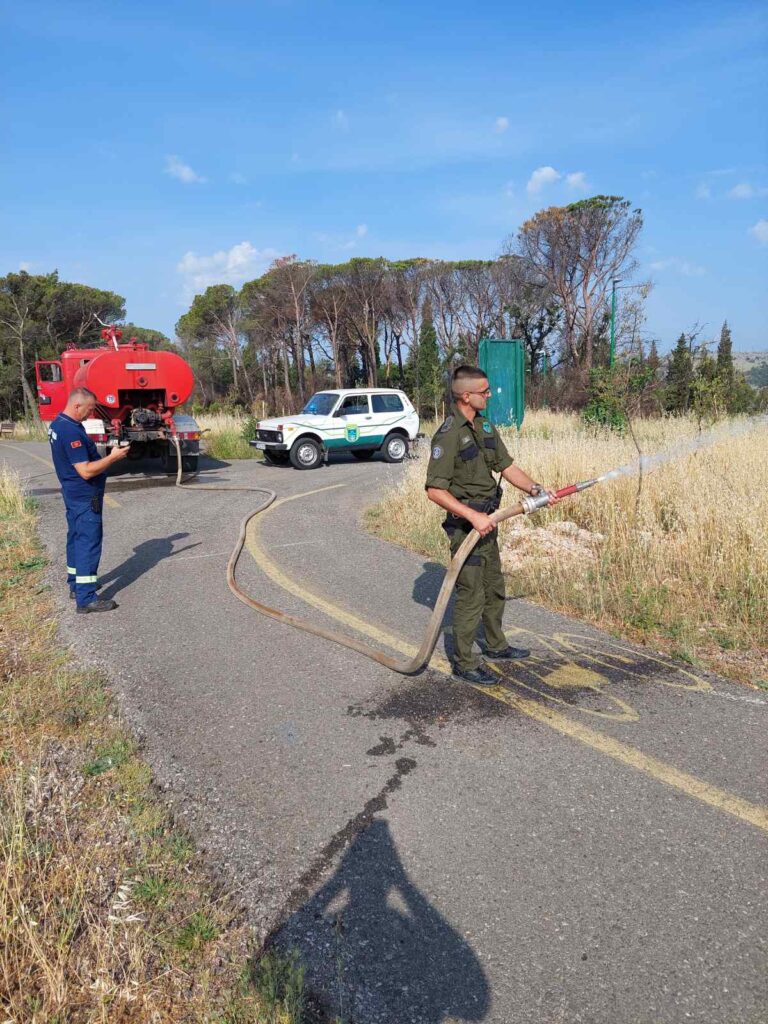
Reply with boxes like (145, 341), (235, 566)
(451, 365), (487, 394)
(68, 387), (96, 403)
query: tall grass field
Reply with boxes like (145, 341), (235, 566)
(366, 411), (768, 687)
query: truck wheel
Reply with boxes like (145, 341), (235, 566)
(264, 451), (290, 466)
(290, 438), (322, 470)
(352, 450), (375, 460)
(382, 433), (408, 463)
(182, 455), (199, 474)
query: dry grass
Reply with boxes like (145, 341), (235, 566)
(0, 469), (307, 1022)
(366, 411), (768, 687)
(2, 421), (49, 442)
(197, 413), (261, 462)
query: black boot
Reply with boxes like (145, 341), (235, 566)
(76, 598), (118, 614)
(452, 663), (498, 684)
(485, 645), (530, 660)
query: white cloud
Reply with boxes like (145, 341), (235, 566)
(165, 155), (207, 184)
(526, 166), (561, 196)
(695, 182), (712, 200)
(334, 109), (349, 131)
(649, 257), (706, 277)
(749, 219), (768, 244)
(565, 171), (588, 192)
(494, 116), (509, 134)
(19, 260), (32, 271)
(314, 223), (370, 251)
(177, 241), (280, 293)
(728, 182), (768, 199)
(229, 172), (248, 185)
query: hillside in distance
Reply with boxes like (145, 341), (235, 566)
(734, 351), (768, 388)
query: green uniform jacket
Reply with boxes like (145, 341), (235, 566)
(425, 405), (514, 502)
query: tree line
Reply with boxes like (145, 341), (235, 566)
(1, 196), (764, 421)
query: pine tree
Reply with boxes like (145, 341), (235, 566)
(416, 299), (441, 418)
(664, 333), (693, 413)
(716, 321), (735, 406)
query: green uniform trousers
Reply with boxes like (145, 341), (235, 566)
(448, 526), (507, 671)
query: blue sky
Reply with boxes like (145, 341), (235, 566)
(2, 0), (767, 350)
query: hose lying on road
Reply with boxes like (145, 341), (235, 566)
(170, 437), (575, 676)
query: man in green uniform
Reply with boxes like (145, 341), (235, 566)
(426, 365), (559, 684)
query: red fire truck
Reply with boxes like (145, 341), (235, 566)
(36, 327), (201, 473)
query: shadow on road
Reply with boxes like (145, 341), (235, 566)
(277, 818), (489, 1023)
(100, 532), (201, 599)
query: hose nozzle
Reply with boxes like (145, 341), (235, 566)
(520, 477), (602, 514)
(555, 477), (601, 498)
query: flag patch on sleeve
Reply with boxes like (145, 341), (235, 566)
(70, 440), (82, 448)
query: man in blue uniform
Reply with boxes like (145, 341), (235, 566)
(48, 387), (130, 612)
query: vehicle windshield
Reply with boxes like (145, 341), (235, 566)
(301, 392), (339, 416)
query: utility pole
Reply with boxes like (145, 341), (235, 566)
(609, 278), (619, 369)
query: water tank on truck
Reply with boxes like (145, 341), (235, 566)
(35, 328), (202, 474)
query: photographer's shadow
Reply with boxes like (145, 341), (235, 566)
(277, 818), (489, 1023)
(100, 532), (200, 599)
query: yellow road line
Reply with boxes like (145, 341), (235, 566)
(482, 681), (768, 833)
(1, 441), (120, 507)
(246, 484), (768, 835)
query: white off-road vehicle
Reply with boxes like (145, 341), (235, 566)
(251, 388), (420, 469)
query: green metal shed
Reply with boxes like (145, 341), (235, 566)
(478, 338), (525, 428)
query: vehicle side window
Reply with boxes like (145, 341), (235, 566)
(37, 362), (63, 383)
(338, 395), (370, 416)
(371, 394), (403, 413)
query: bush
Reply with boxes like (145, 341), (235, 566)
(582, 368), (627, 431)
(241, 415), (259, 442)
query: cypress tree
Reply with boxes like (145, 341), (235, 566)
(416, 298), (441, 418)
(647, 339), (661, 378)
(716, 321), (735, 402)
(665, 333), (693, 412)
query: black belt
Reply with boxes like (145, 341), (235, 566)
(443, 490), (501, 532)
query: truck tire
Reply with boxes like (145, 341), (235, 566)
(182, 455), (199, 474)
(264, 451), (290, 466)
(351, 449), (375, 460)
(290, 438), (322, 470)
(382, 433), (408, 463)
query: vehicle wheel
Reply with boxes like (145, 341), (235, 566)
(351, 450), (375, 460)
(181, 455), (199, 474)
(289, 438), (322, 470)
(382, 433), (408, 463)
(263, 451), (290, 466)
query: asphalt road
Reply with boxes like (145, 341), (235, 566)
(3, 440), (767, 1024)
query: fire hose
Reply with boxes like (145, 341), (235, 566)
(170, 435), (600, 676)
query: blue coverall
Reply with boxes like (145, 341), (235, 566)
(48, 413), (107, 608)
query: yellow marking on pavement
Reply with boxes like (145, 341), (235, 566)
(245, 483), (454, 671)
(246, 484), (768, 835)
(481, 679), (768, 834)
(0, 442), (121, 507)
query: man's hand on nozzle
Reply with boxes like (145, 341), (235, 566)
(530, 482), (561, 506)
(469, 510), (495, 537)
